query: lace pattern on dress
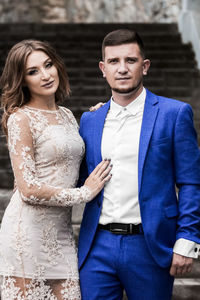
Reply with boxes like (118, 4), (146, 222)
(50, 186), (92, 206)
(42, 221), (64, 266)
(1, 277), (81, 300)
(0, 106), (89, 299)
(20, 146), (41, 188)
(7, 113), (21, 155)
(7, 109), (91, 206)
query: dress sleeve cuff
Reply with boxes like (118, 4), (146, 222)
(173, 238), (200, 258)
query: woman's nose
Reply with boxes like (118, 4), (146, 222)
(41, 69), (50, 80)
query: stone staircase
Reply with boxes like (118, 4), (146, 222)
(0, 23), (200, 299)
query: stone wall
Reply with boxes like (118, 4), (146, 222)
(0, 0), (181, 23)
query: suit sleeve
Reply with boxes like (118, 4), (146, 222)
(174, 103), (200, 244)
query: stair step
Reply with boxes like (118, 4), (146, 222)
(82, 43), (193, 52)
(0, 156), (11, 169)
(172, 279), (200, 300)
(0, 144), (8, 157)
(123, 279), (200, 300)
(0, 23), (178, 34)
(0, 170), (14, 189)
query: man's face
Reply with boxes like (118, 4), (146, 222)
(99, 43), (150, 95)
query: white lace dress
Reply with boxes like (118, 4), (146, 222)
(0, 106), (92, 299)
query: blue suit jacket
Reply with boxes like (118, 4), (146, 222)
(78, 89), (200, 269)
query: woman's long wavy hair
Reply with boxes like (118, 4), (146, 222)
(0, 39), (71, 136)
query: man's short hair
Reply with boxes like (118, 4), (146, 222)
(102, 29), (145, 60)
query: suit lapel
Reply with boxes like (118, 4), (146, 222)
(138, 90), (159, 193)
(93, 101), (111, 165)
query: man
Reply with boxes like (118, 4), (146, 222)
(78, 29), (200, 300)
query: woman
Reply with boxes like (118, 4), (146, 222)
(0, 40), (111, 299)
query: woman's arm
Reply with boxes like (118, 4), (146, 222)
(8, 111), (111, 207)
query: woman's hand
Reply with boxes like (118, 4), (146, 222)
(89, 102), (105, 112)
(84, 159), (112, 199)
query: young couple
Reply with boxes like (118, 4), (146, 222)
(0, 29), (199, 300)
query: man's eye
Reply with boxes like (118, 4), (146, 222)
(109, 59), (118, 64)
(127, 58), (136, 63)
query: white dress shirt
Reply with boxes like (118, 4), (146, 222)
(100, 88), (145, 225)
(100, 88), (199, 258)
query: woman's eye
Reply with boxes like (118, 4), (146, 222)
(27, 69), (37, 76)
(46, 61), (53, 68)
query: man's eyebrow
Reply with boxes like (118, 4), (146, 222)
(126, 56), (138, 60)
(107, 57), (118, 61)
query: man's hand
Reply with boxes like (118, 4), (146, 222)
(170, 253), (193, 276)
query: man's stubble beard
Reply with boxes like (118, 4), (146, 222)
(111, 79), (143, 95)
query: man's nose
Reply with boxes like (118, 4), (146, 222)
(118, 62), (128, 73)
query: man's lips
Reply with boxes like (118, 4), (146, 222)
(116, 77), (131, 80)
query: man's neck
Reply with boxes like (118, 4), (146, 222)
(112, 86), (144, 107)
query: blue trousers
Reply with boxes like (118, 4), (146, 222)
(79, 229), (174, 300)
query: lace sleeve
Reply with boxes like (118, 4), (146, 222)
(7, 111), (92, 206)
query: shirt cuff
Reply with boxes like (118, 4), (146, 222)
(173, 238), (200, 259)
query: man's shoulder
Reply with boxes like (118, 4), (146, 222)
(158, 95), (188, 107)
(149, 90), (191, 111)
(80, 101), (110, 123)
(80, 110), (97, 126)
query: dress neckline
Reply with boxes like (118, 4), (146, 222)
(23, 105), (60, 113)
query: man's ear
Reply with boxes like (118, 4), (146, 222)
(99, 61), (106, 78)
(143, 59), (150, 76)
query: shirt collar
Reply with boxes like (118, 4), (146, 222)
(110, 88), (146, 118)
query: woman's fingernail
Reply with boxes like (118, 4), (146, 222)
(110, 164), (113, 167)
(104, 158), (108, 161)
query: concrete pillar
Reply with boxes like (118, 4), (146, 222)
(178, 0), (200, 69)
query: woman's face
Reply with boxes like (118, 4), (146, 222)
(24, 50), (59, 100)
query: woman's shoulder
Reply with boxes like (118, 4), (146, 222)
(59, 106), (76, 120)
(7, 107), (29, 126)
(59, 106), (79, 127)
(59, 105), (73, 115)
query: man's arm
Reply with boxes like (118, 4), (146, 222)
(170, 238), (200, 275)
(171, 103), (200, 275)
